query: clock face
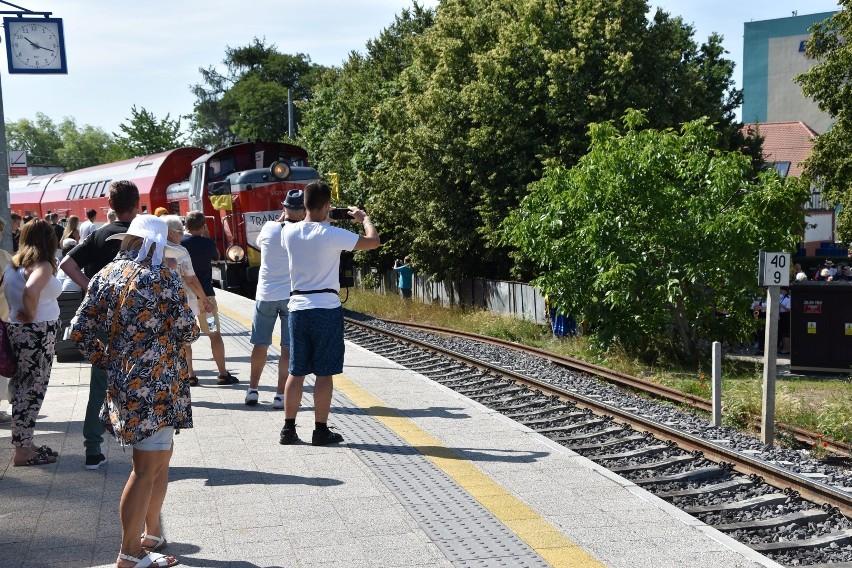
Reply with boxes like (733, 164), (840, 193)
(4, 17), (68, 74)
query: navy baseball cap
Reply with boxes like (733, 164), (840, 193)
(283, 189), (305, 210)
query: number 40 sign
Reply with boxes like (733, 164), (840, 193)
(758, 252), (790, 287)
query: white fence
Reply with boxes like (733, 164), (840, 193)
(355, 267), (548, 325)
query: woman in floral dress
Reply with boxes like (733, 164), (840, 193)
(72, 215), (199, 568)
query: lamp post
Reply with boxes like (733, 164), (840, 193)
(0, 4), (68, 253)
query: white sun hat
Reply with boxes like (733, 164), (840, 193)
(105, 214), (183, 265)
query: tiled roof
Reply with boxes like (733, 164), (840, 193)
(741, 121), (818, 177)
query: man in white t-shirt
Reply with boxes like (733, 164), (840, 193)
(78, 209), (98, 241)
(279, 181), (380, 445)
(244, 190), (306, 408)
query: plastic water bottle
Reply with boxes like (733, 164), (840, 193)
(206, 315), (217, 333)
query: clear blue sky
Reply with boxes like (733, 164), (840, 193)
(0, 0), (841, 135)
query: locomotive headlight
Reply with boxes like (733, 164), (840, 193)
(271, 161), (291, 180)
(226, 245), (246, 262)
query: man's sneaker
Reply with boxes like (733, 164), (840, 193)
(244, 389), (259, 406)
(85, 453), (106, 470)
(272, 395), (284, 409)
(312, 428), (344, 446)
(279, 427), (299, 445)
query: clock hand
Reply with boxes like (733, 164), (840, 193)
(23, 37), (38, 47)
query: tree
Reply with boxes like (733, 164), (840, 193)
(6, 113), (119, 170)
(187, 38), (325, 149)
(299, 3), (436, 265)
(347, 0), (745, 280)
(57, 119), (119, 169)
(795, 5), (852, 243)
(5, 113), (62, 166)
(113, 105), (184, 158)
(504, 110), (809, 362)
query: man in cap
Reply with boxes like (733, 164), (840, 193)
(59, 180), (140, 470)
(245, 190), (307, 407)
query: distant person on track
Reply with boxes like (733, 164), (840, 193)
(279, 181), (380, 445)
(59, 180), (139, 470)
(245, 189), (306, 408)
(181, 210), (237, 386)
(79, 208), (98, 241)
(393, 256), (413, 299)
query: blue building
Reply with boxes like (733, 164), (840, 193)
(742, 11), (836, 134)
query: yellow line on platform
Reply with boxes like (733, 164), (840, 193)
(217, 303), (604, 567)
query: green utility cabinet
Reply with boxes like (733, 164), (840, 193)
(790, 282), (852, 373)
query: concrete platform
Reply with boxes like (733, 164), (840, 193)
(0, 289), (784, 568)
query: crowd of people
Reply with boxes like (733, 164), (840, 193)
(0, 179), (380, 568)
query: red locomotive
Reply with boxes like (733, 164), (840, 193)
(9, 141), (319, 295)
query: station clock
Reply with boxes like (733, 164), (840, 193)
(4, 17), (68, 74)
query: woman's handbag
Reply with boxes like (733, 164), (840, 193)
(0, 318), (17, 379)
(0, 268), (16, 379)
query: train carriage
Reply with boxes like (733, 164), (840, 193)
(38, 147), (206, 220)
(10, 141), (319, 296)
(9, 174), (56, 218)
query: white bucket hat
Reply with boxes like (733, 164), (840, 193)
(106, 214), (183, 265)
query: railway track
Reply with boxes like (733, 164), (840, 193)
(380, 318), (852, 458)
(344, 317), (852, 567)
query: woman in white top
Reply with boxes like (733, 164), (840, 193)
(3, 219), (62, 466)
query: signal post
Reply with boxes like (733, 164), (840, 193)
(758, 251), (790, 446)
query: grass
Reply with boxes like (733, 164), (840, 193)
(344, 289), (852, 447)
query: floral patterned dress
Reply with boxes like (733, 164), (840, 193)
(71, 251), (200, 446)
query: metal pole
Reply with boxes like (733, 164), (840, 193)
(711, 341), (722, 427)
(761, 285), (780, 445)
(0, 70), (12, 254)
(287, 88), (294, 139)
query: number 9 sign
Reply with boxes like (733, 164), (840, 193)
(758, 252), (790, 287)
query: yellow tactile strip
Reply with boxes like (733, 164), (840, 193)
(217, 304), (604, 567)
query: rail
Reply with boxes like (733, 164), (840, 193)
(344, 317), (852, 518)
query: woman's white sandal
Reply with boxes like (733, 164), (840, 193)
(117, 551), (179, 567)
(141, 533), (167, 551)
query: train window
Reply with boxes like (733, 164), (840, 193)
(66, 185), (75, 200)
(81, 183), (91, 198)
(100, 180), (110, 197)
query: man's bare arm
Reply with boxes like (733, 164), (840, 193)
(58, 255), (90, 290)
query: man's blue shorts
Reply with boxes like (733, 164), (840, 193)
(288, 307), (344, 377)
(250, 300), (290, 347)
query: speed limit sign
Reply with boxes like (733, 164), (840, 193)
(758, 252), (790, 286)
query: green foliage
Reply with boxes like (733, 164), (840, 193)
(300, 4), (435, 270)
(301, 0), (745, 281)
(57, 119), (119, 169)
(6, 112), (62, 166)
(188, 38), (325, 148)
(6, 113), (118, 170)
(796, 5), (852, 243)
(504, 111), (809, 361)
(112, 105), (184, 158)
